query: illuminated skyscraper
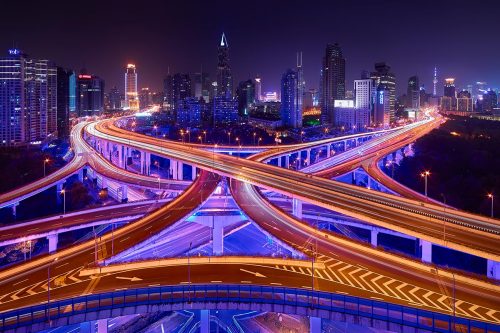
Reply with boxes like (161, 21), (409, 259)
(320, 43), (345, 124)
(433, 66), (438, 96)
(407, 76), (420, 109)
(371, 62), (396, 123)
(76, 70), (104, 116)
(254, 76), (262, 102)
(216, 33), (233, 98)
(444, 78), (456, 97)
(281, 68), (302, 128)
(296, 52), (304, 126)
(125, 64), (139, 111)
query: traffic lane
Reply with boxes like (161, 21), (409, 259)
(0, 171), (219, 311)
(230, 180), (500, 321)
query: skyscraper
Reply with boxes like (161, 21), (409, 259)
(296, 52), (304, 125)
(371, 62), (396, 123)
(407, 76), (420, 109)
(354, 79), (375, 110)
(108, 86), (122, 110)
(76, 71), (104, 116)
(236, 79), (255, 117)
(320, 43), (345, 124)
(444, 78), (456, 97)
(216, 33), (233, 98)
(374, 84), (391, 127)
(56, 67), (74, 138)
(482, 90), (498, 113)
(433, 67), (438, 96)
(0, 49), (58, 146)
(254, 76), (262, 102)
(163, 73), (192, 115)
(280, 68), (302, 128)
(125, 64), (139, 111)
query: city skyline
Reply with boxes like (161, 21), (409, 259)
(1, 0), (499, 95)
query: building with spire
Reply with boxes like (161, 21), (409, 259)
(216, 33), (233, 99)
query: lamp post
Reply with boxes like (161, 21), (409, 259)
(157, 177), (161, 192)
(180, 130), (184, 143)
(300, 130), (305, 143)
(198, 136), (202, 145)
(253, 132), (256, 145)
(203, 130), (207, 143)
(43, 158), (50, 177)
(60, 189), (66, 215)
(420, 170), (430, 197)
(227, 131), (231, 145)
(186, 130), (190, 143)
(488, 193), (494, 218)
(258, 137), (262, 146)
(153, 125), (158, 138)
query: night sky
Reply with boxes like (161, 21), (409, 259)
(2, 0), (499, 95)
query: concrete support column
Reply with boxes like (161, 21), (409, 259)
(292, 198), (303, 219)
(119, 185), (128, 203)
(200, 310), (210, 333)
(47, 234), (58, 253)
(306, 149), (311, 165)
(420, 239), (432, 263)
(145, 152), (151, 175)
(285, 155), (290, 169)
(140, 151), (145, 174)
(277, 157), (282, 167)
(367, 176), (372, 189)
(487, 260), (500, 280)
(371, 229), (378, 247)
(97, 319), (108, 333)
(191, 165), (197, 180)
(344, 140), (347, 151)
(177, 161), (183, 180)
(117, 145), (122, 168)
(310, 317), (321, 333)
(77, 169), (84, 182)
(11, 203), (19, 217)
(170, 160), (178, 180)
(212, 217), (224, 255)
(326, 144), (331, 157)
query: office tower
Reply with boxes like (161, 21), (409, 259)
(0, 49), (58, 146)
(374, 84), (391, 127)
(56, 67), (74, 138)
(320, 43), (345, 124)
(236, 79), (255, 117)
(354, 79), (375, 110)
(482, 90), (498, 113)
(333, 100), (370, 130)
(176, 97), (202, 127)
(433, 67), (438, 96)
(216, 33), (233, 98)
(444, 78), (456, 97)
(69, 72), (76, 112)
(457, 90), (473, 112)
(139, 87), (152, 109)
(407, 76), (420, 109)
(163, 73), (192, 115)
(108, 86), (122, 110)
(254, 76), (262, 102)
(280, 68), (302, 128)
(125, 64), (139, 111)
(76, 70), (104, 116)
(296, 52), (305, 121)
(212, 96), (238, 126)
(193, 72), (211, 103)
(371, 62), (396, 123)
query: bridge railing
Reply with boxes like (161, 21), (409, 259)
(1, 284), (498, 332)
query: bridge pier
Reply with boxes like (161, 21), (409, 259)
(306, 149), (311, 165)
(97, 318), (108, 333)
(277, 156), (282, 167)
(177, 161), (183, 180)
(212, 218), (224, 255)
(326, 144), (331, 157)
(487, 260), (500, 280)
(310, 316), (321, 333)
(11, 202), (19, 218)
(285, 155), (290, 169)
(118, 185), (128, 203)
(292, 198), (303, 219)
(420, 239), (432, 263)
(191, 165), (197, 180)
(371, 229), (378, 247)
(47, 234), (58, 253)
(200, 309), (210, 333)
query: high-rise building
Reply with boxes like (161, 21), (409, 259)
(354, 79), (375, 110)
(139, 87), (152, 109)
(333, 100), (370, 130)
(280, 68), (302, 128)
(125, 64), (139, 111)
(56, 67), (74, 138)
(212, 96), (238, 126)
(0, 49), (58, 146)
(407, 76), (420, 109)
(76, 71), (104, 116)
(163, 73), (192, 115)
(320, 43), (345, 124)
(236, 79), (255, 117)
(482, 90), (498, 113)
(216, 33), (233, 98)
(444, 78), (456, 98)
(296, 52), (305, 121)
(108, 86), (122, 110)
(456, 90), (473, 112)
(433, 67), (438, 96)
(374, 84), (391, 127)
(371, 62), (396, 123)
(254, 76), (262, 102)
(176, 97), (202, 127)
(193, 72), (211, 103)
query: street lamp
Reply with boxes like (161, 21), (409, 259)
(198, 136), (202, 145)
(153, 125), (158, 138)
(203, 130), (207, 143)
(180, 130), (184, 143)
(186, 130), (190, 143)
(420, 171), (430, 197)
(227, 131), (231, 145)
(258, 137), (262, 146)
(300, 130), (305, 143)
(60, 189), (66, 215)
(253, 132), (256, 145)
(43, 158), (50, 177)
(488, 193), (494, 218)
(157, 177), (161, 192)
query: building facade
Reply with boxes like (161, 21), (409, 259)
(371, 62), (396, 123)
(76, 72), (104, 117)
(280, 69), (302, 128)
(216, 33), (233, 99)
(320, 43), (345, 124)
(125, 64), (139, 111)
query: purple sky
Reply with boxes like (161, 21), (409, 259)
(2, 0), (499, 95)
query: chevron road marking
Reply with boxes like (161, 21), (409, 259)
(359, 271), (379, 293)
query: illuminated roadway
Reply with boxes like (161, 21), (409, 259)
(86, 117), (500, 261)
